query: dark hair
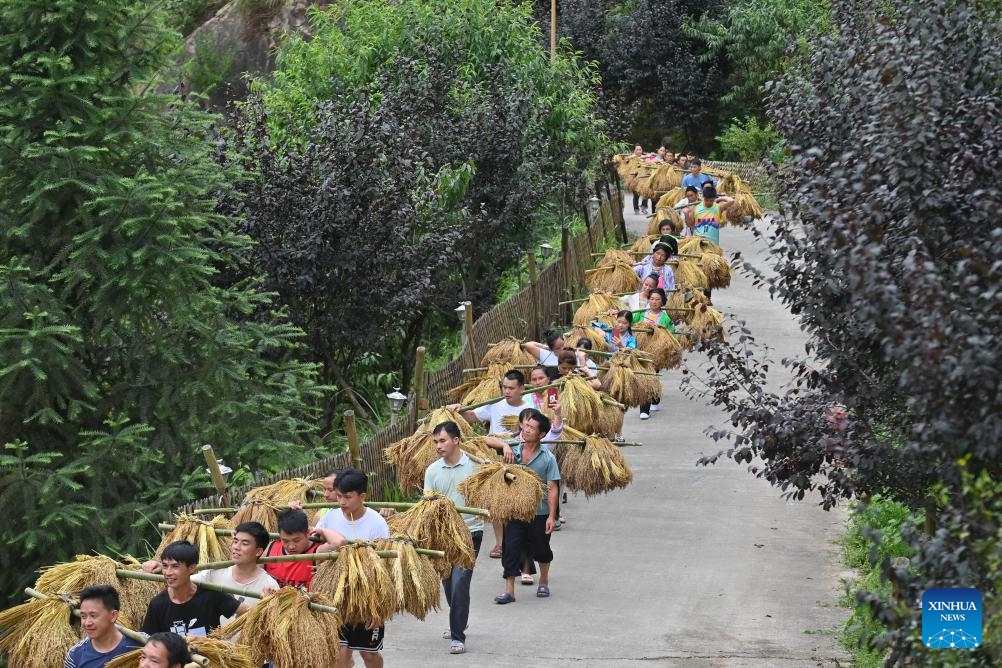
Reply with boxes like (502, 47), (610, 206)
(690, 158), (702, 167)
(684, 185), (698, 194)
(323, 469), (343, 480)
(703, 185), (717, 199)
(79, 585), (121, 611)
(432, 420), (462, 440)
(147, 632), (191, 666)
(574, 337), (592, 350)
(277, 508), (309, 535)
(557, 350), (577, 366)
(659, 219), (674, 230)
(518, 407), (536, 422)
(161, 540), (198, 566)
(649, 288), (668, 304)
(523, 409), (552, 436)
(233, 521), (270, 551)
(502, 369), (525, 386)
(336, 467), (368, 495)
(615, 310), (634, 333)
(543, 329), (563, 348)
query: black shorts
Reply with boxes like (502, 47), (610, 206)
(339, 623), (384, 652)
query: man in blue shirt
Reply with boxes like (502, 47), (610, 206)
(680, 158), (715, 192)
(65, 585), (143, 668)
(486, 409), (560, 603)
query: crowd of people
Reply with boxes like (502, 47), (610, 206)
(56, 146), (735, 666)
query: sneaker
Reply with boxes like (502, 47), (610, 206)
(639, 412), (650, 420)
(640, 205), (648, 214)
(650, 404), (660, 412)
(633, 208), (640, 215)
(612, 435), (625, 443)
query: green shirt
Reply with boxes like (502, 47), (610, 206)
(509, 442), (561, 517)
(423, 453), (484, 534)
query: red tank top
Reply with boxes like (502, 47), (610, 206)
(263, 540), (320, 589)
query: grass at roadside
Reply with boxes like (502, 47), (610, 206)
(839, 494), (920, 668)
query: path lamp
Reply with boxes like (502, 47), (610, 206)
(386, 388), (408, 414)
(587, 196), (601, 224)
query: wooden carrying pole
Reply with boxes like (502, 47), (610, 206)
(344, 410), (362, 469)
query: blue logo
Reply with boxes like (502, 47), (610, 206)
(922, 588), (981, 649)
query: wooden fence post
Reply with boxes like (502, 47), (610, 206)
(560, 224), (571, 324)
(202, 444), (227, 495)
(463, 302), (477, 370)
(582, 203), (595, 253)
(527, 251), (539, 340)
(407, 346), (426, 433)
(344, 410), (362, 469)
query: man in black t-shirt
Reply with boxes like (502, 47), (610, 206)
(141, 541), (249, 637)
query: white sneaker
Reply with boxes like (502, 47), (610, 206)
(639, 412), (650, 420)
(650, 404), (660, 412)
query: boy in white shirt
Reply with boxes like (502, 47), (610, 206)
(313, 468), (389, 668)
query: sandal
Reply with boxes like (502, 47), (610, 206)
(520, 574), (534, 586)
(536, 585), (550, 598)
(493, 592), (516, 605)
(450, 641), (466, 655)
(489, 546), (502, 559)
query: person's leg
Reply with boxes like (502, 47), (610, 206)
(500, 520), (528, 599)
(491, 520), (503, 557)
(335, 647), (353, 668)
(447, 532), (481, 642)
(632, 192), (640, 213)
(527, 515), (555, 593)
(359, 652), (383, 668)
(639, 402), (651, 418)
(539, 561), (551, 588)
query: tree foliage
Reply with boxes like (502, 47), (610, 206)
(221, 0), (606, 424)
(683, 0), (1001, 661)
(0, 0), (324, 606)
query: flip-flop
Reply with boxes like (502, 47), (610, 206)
(536, 586), (550, 598)
(450, 641), (466, 654)
(520, 574), (534, 585)
(489, 547), (502, 558)
(493, 592), (516, 605)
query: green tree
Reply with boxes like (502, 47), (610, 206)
(0, 0), (324, 605)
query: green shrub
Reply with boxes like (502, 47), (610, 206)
(715, 116), (782, 162)
(183, 31), (234, 96)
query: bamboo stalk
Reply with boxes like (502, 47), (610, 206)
(591, 251), (702, 259)
(633, 307), (694, 313)
(155, 524), (445, 558)
(113, 571), (338, 614)
(191, 500), (491, 518)
(558, 289), (685, 305)
(601, 396), (627, 409)
(462, 364), (535, 374)
(542, 439), (643, 447)
(566, 347), (653, 362)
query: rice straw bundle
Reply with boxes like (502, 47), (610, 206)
(185, 637), (256, 668)
(458, 462), (543, 524)
(618, 156), (645, 186)
(593, 397), (625, 436)
(34, 554), (119, 595)
(690, 304), (726, 343)
(461, 436), (502, 462)
(572, 292), (624, 327)
(480, 336), (536, 367)
(116, 557), (164, 629)
(213, 587), (341, 668)
(385, 492), (476, 577)
(631, 234), (659, 254)
(157, 514), (232, 563)
(601, 354), (658, 407)
(585, 261), (641, 293)
(228, 500), (279, 533)
(673, 259), (709, 290)
(635, 325), (683, 370)
(457, 370), (506, 407)
(730, 192), (764, 221)
(595, 248), (636, 268)
(699, 253), (732, 289)
(310, 542), (397, 626)
(419, 408), (478, 437)
(624, 350), (663, 401)
(666, 288), (708, 324)
(556, 372), (604, 432)
(0, 596), (78, 668)
(564, 325), (609, 352)
(448, 362), (512, 402)
(719, 173), (751, 195)
(371, 538), (441, 620)
(674, 324), (697, 351)
(655, 187), (685, 210)
(553, 435), (633, 497)
(497, 414), (520, 435)
(385, 431), (435, 493)
(645, 164), (682, 196)
(678, 235), (723, 256)
(630, 164), (660, 199)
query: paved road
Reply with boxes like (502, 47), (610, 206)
(381, 201), (850, 666)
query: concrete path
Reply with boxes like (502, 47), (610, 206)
(380, 199), (849, 666)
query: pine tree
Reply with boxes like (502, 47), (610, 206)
(0, 0), (324, 604)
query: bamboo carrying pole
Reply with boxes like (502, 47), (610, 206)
(592, 251), (702, 259)
(190, 501), (491, 518)
(457, 382), (562, 412)
(113, 570), (339, 614)
(558, 289), (686, 305)
(154, 524), (445, 558)
(201, 445), (226, 495)
(462, 364), (536, 374)
(541, 439), (643, 447)
(195, 550), (397, 571)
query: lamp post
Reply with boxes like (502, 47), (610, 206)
(538, 242), (554, 267)
(587, 195), (601, 223)
(386, 388), (408, 424)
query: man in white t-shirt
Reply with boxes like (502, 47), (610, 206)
(447, 370), (532, 435)
(193, 521), (278, 627)
(312, 468), (390, 668)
